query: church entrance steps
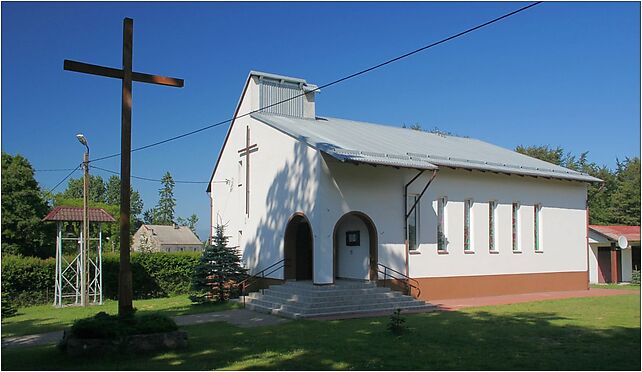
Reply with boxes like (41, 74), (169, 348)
(243, 280), (434, 319)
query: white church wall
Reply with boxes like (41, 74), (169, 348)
(408, 168), (588, 278)
(315, 160), (589, 282)
(210, 76), (322, 279)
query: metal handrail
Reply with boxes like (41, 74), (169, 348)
(238, 258), (286, 307)
(377, 262), (421, 297)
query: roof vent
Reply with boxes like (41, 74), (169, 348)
(256, 73), (317, 119)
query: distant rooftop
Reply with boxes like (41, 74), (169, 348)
(251, 112), (601, 183)
(141, 224), (201, 245)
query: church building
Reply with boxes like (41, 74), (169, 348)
(207, 71), (601, 301)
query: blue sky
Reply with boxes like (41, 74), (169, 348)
(2, 1), (640, 239)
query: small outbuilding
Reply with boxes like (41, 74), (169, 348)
(132, 224), (203, 253)
(588, 225), (640, 283)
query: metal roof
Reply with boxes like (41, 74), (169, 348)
(249, 70), (319, 91)
(43, 206), (116, 222)
(251, 112), (602, 183)
(589, 225), (641, 242)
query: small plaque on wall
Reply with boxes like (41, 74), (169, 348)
(346, 230), (360, 246)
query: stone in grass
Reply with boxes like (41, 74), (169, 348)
(59, 311), (188, 357)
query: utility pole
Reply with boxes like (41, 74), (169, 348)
(64, 18), (184, 317)
(76, 134), (90, 306)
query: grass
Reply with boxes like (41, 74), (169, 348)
(2, 292), (639, 370)
(1, 296), (239, 338)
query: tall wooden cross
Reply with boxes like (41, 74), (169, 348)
(64, 18), (184, 317)
(238, 126), (258, 216)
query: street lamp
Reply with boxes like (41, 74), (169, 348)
(76, 133), (90, 307)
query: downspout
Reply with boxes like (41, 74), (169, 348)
(404, 169), (439, 277)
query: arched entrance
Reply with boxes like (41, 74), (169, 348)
(283, 213), (313, 281)
(333, 212), (378, 281)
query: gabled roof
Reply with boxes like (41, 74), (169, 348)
(206, 70), (317, 192)
(251, 112), (602, 183)
(589, 225), (641, 242)
(140, 224), (202, 245)
(43, 206), (116, 222)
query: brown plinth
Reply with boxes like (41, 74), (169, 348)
(412, 271), (588, 301)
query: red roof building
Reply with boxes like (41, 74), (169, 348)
(589, 225), (640, 243)
(588, 225), (640, 284)
(43, 206), (116, 223)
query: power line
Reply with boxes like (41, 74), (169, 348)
(90, 164), (212, 184)
(89, 2), (541, 163)
(43, 163), (82, 196)
(35, 168), (78, 172)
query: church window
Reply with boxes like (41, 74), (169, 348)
(464, 199), (473, 252)
(512, 202), (521, 252)
(489, 200), (498, 252)
(534, 204), (542, 252)
(437, 197), (447, 252)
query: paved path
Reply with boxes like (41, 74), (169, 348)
(305, 288), (639, 320)
(431, 288), (639, 310)
(1, 309), (288, 350)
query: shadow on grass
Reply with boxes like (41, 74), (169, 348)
(2, 309), (640, 370)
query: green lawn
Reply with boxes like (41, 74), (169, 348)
(2, 292), (639, 370)
(1, 296), (238, 338)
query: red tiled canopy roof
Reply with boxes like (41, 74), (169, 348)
(43, 206), (116, 223)
(589, 225), (640, 242)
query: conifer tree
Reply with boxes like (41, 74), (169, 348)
(190, 224), (247, 303)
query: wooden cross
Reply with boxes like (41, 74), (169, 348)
(238, 126), (258, 216)
(63, 18), (183, 316)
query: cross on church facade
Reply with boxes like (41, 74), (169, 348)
(238, 126), (258, 216)
(64, 18), (183, 316)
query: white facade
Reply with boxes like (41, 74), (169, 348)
(209, 72), (591, 290)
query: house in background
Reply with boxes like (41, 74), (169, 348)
(207, 71), (601, 317)
(132, 224), (203, 253)
(588, 225), (640, 283)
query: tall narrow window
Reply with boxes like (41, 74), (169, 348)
(464, 199), (473, 252)
(534, 204), (542, 252)
(512, 202), (520, 252)
(407, 195), (419, 251)
(437, 197), (447, 252)
(489, 200), (497, 252)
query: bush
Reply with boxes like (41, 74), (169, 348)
(1, 294), (18, 318)
(387, 308), (406, 336)
(1, 252), (201, 306)
(70, 311), (177, 339)
(631, 270), (640, 285)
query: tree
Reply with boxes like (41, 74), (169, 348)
(1, 152), (54, 257)
(609, 157), (641, 225)
(190, 224), (247, 303)
(104, 175), (144, 219)
(515, 145), (621, 225)
(142, 208), (157, 225)
(61, 175), (106, 203)
(155, 172), (176, 225)
(177, 214), (199, 236)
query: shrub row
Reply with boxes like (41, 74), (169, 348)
(1, 252), (201, 307)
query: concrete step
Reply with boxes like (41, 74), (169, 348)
(264, 286), (391, 297)
(257, 289), (408, 303)
(249, 293), (416, 308)
(248, 301), (435, 319)
(281, 280), (378, 290)
(245, 296), (427, 316)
